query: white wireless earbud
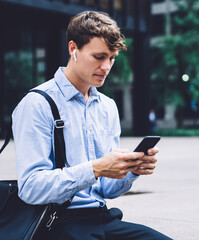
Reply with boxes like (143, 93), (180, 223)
(73, 50), (77, 62)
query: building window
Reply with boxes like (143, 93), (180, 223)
(153, 0), (165, 3)
(114, 0), (122, 10)
(35, 48), (46, 85)
(151, 14), (165, 36)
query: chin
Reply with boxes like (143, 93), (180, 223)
(95, 80), (105, 87)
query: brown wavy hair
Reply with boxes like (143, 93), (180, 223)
(66, 11), (127, 51)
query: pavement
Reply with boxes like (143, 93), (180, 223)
(0, 137), (199, 240)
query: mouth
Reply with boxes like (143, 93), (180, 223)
(94, 74), (107, 80)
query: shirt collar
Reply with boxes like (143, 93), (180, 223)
(89, 86), (101, 102)
(54, 67), (101, 102)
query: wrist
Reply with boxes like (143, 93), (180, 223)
(92, 159), (102, 179)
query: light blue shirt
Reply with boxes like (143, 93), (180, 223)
(12, 67), (138, 208)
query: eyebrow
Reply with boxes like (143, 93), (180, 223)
(93, 52), (118, 57)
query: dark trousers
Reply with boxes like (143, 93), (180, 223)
(46, 206), (172, 240)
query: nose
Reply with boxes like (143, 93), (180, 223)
(100, 59), (112, 71)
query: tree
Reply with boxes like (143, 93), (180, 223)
(151, 0), (199, 127)
(99, 38), (133, 96)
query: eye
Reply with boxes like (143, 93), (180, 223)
(94, 55), (105, 60)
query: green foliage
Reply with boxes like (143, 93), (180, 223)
(100, 38), (133, 99)
(157, 128), (199, 136)
(106, 38), (133, 86)
(151, 0), (199, 114)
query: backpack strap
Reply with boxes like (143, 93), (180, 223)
(29, 90), (74, 211)
(0, 89), (69, 168)
(29, 89), (69, 168)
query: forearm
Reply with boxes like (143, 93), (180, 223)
(18, 161), (96, 205)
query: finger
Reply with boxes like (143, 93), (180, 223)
(128, 162), (155, 172)
(135, 168), (155, 175)
(120, 148), (131, 153)
(137, 163), (156, 170)
(115, 148), (130, 153)
(126, 159), (144, 168)
(131, 167), (140, 176)
(148, 147), (159, 156)
(140, 155), (158, 163)
(124, 151), (144, 161)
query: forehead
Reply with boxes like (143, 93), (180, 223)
(80, 37), (118, 55)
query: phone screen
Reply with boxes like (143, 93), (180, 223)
(133, 136), (161, 155)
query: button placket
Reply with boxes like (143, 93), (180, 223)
(85, 107), (95, 161)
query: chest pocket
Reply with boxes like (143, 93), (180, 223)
(95, 129), (115, 157)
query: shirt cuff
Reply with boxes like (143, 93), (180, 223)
(124, 171), (139, 185)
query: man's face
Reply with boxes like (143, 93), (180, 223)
(74, 37), (118, 89)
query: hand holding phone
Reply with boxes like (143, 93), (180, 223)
(133, 136), (161, 155)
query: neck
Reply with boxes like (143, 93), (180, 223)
(63, 64), (90, 102)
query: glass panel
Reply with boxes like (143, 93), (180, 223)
(36, 48), (45, 58)
(35, 48), (46, 85)
(86, 0), (95, 6)
(4, 50), (33, 118)
(151, 14), (165, 36)
(153, 0), (165, 3)
(101, 0), (109, 9)
(3, 30), (46, 127)
(114, 0), (122, 10)
(70, 0), (81, 3)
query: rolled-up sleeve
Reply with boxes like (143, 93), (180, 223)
(99, 172), (139, 199)
(12, 93), (96, 205)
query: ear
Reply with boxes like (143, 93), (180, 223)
(68, 41), (78, 60)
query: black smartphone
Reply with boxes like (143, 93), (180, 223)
(133, 136), (161, 155)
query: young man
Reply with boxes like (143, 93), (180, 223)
(12, 11), (171, 239)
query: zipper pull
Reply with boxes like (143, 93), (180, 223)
(46, 211), (58, 230)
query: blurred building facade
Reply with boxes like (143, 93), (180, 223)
(0, 0), (152, 137)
